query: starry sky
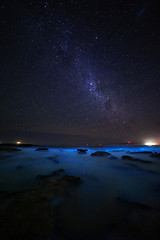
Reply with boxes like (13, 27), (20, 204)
(0, 0), (160, 144)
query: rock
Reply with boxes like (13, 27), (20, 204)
(59, 175), (82, 184)
(126, 163), (139, 168)
(0, 171), (82, 239)
(121, 155), (152, 163)
(0, 190), (55, 239)
(0, 148), (21, 152)
(151, 152), (160, 158)
(129, 151), (153, 154)
(51, 197), (64, 205)
(77, 149), (88, 153)
(111, 150), (125, 152)
(0, 155), (5, 160)
(0, 154), (13, 160)
(48, 155), (59, 163)
(35, 147), (48, 151)
(117, 197), (151, 210)
(91, 151), (111, 156)
(110, 156), (118, 159)
(37, 169), (65, 181)
(16, 165), (24, 170)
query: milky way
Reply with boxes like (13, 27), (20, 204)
(0, 0), (160, 143)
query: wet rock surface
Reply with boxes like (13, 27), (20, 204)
(35, 147), (48, 151)
(37, 168), (65, 181)
(121, 155), (152, 163)
(151, 152), (160, 158)
(117, 197), (151, 210)
(91, 151), (111, 156)
(77, 148), (88, 153)
(110, 156), (118, 159)
(0, 147), (21, 152)
(0, 169), (82, 240)
(0, 154), (13, 160)
(48, 155), (59, 163)
(127, 151), (153, 154)
(16, 165), (24, 170)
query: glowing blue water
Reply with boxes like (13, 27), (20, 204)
(0, 146), (160, 239)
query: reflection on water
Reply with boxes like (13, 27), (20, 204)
(0, 146), (160, 239)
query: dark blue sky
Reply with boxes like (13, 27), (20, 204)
(0, 0), (160, 144)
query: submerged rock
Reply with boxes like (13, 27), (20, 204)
(91, 151), (111, 156)
(110, 156), (118, 159)
(0, 170), (82, 240)
(16, 165), (24, 170)
(0, 190), (55, 240)
(0, 148), (21, 152)
(117, 197), (151, 210)
(48, 155), (59, 163)
(0, 154), (13, 160)
(111, 150), (125, 152)
(37, 169), (65, 181)
(121, 155), (152, 163)
(151, 152), (160, 158)
(77, 149), (88, 153)
(129, 151), (153, 154)
(59, 175), (82, 184)
(35, 147), (48, 151)
(0, 155), (5, 160)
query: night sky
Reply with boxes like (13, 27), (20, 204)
(0, 0), (160, 144)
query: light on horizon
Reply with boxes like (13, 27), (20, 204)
(16, 141), (22, 145)
(145, 141), (157, 146)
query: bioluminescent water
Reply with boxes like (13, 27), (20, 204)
(0, 146), (160, 239)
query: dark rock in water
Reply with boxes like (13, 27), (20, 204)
(154, 185), (160, 194)
(59, 175), (82, 184)
(126, 163), (139, 168)
(129, 151), (153, 154)
(77, 148), (88, 153)
(0, 170), (82, 240)
(111, 150), (125, 152)
(121, 155), (152, 163)
(0, 191), (6, 196)
(91, 151), (111, 156)
(16, 165), (24, 170)
(0, 190), (56, 239)
(37, 169), (65, 181)
(110, 156), (118, 159)
(51, 197), (64, 205)
(117, 197), (151, 210)
(0, 155), (5, 160)
(0, 148), (21, 152)
(35, 147), (48, 151)
(151, 152), (160, 158)
(48, 155), (59, 163)
(0, 154), (14, 160)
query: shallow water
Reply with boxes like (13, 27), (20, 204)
(0, 146), (160, 239)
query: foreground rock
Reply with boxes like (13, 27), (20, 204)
(35, 147), (48, 151)
(0, 148), (21, 152)
(77, 149), (88, 153)
(37, 168), (65, 181)
(58, 175), (82, 184)
(48, 155), (59, 163)
(0, 170), (82, 240)
(151, 152), (160, 158)
(110, 156), (118, 159)
(91, 151), (111, 156)
(111, 150), (125, 152)
(121, 155), (152, 163)
(117, 197), (151, 210)
(127, 151), (153, 154)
